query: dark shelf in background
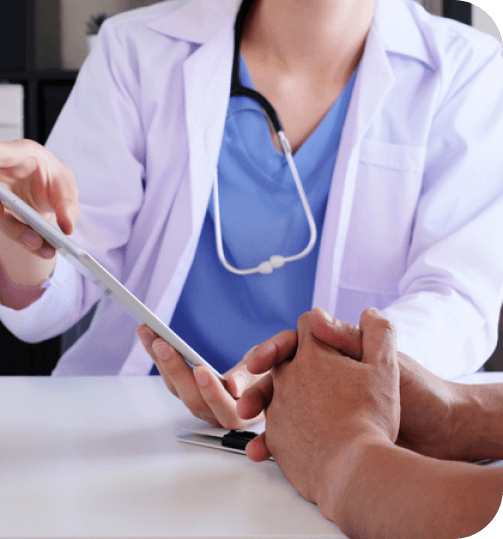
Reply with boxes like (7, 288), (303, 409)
(0, 324), (61, 376)
(0, 3), (28, 71)
(443, 0), (472, 25)
(0, 0), (77, 375)
(1, 70), (78, 142)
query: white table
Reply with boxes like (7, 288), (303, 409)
(1, 373), (502, 538)
(0, 376), (343, 539)
(452, 371), (503, 385)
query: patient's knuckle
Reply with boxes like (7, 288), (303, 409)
(362, 307), (378, 320)
(296, 311), (311, 331)
(362, 308), (395, 334)
(380, 319), (396, 336)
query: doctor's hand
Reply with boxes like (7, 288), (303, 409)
(0, 140), (79, 260)
(136, 324), (285, 429)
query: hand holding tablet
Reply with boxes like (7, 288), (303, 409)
(0, 141), (266, 429)
(0, 180), (223, 381)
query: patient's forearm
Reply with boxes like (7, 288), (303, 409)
(323, 437), (503, 539)
(451, 382), (503, 461)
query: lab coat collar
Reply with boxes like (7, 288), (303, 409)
(373, 0), (436, 70)
(147, 0), (241, 44)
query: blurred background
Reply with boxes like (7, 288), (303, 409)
(0, 0), (501, 374)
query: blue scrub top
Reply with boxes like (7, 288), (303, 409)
(156, 58), (357, 375)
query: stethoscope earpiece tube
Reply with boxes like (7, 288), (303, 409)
(213, 0), (318, 276)
(231, 1), (284, 134)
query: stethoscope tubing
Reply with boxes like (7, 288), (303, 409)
(213, 0), (318, 275)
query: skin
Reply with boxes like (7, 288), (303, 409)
(137, 325), (265, 428)
(240, 310), (503, 462)
(240, 0), (372, 153)
(0, 140), (79, 309)
(237, 308), (503, 539)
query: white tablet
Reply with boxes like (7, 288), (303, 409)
(0, 183), (224, 380)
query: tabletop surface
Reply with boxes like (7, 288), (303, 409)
(0, 375), (344, 539)
(1, 372), (502, 538)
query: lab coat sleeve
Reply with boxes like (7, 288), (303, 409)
(0, 253), (83, 343)
(0, 19), (146, 343)
(382, 39), (503, 379)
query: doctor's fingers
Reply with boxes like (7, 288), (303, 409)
(146, 334), (218, 421)
(223, 361), (265, 399)
(0, 207), (56, 259)
(150, 339), (220, 422)
(136, 326), (179, 398)
(137, 325), (262, 428)
(193, 366), (261, 429)
(147, 335), (242, 427)
(0, 140), (79, 235)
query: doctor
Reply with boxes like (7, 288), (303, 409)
(1, 0), (503, 429)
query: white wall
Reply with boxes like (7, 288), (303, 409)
(60, 0), (160, 69)
(472, 4), (502, 42)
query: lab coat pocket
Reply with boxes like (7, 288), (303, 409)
(338, 139), (426, 295)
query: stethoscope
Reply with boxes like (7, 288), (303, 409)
(212, 0), (317, 275)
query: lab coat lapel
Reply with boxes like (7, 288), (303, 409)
(182, 28), (234, 227)
(147, 0), (237, 226)
(123, 22), (235, 374)
(312, 24), (395, 314)
(148, 0), (236, 226)
(137, 15), (235, 338)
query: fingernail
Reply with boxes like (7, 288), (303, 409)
(194, 369), (210, 387)
(23, 231), (39, 249)
(137, 330), (153, 347)
(153, 340), (170, 360)
(244, 345), (258, 362)
(260, 340), (276, 356)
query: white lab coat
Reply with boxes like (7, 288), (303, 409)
(2, 0), (503, 378)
